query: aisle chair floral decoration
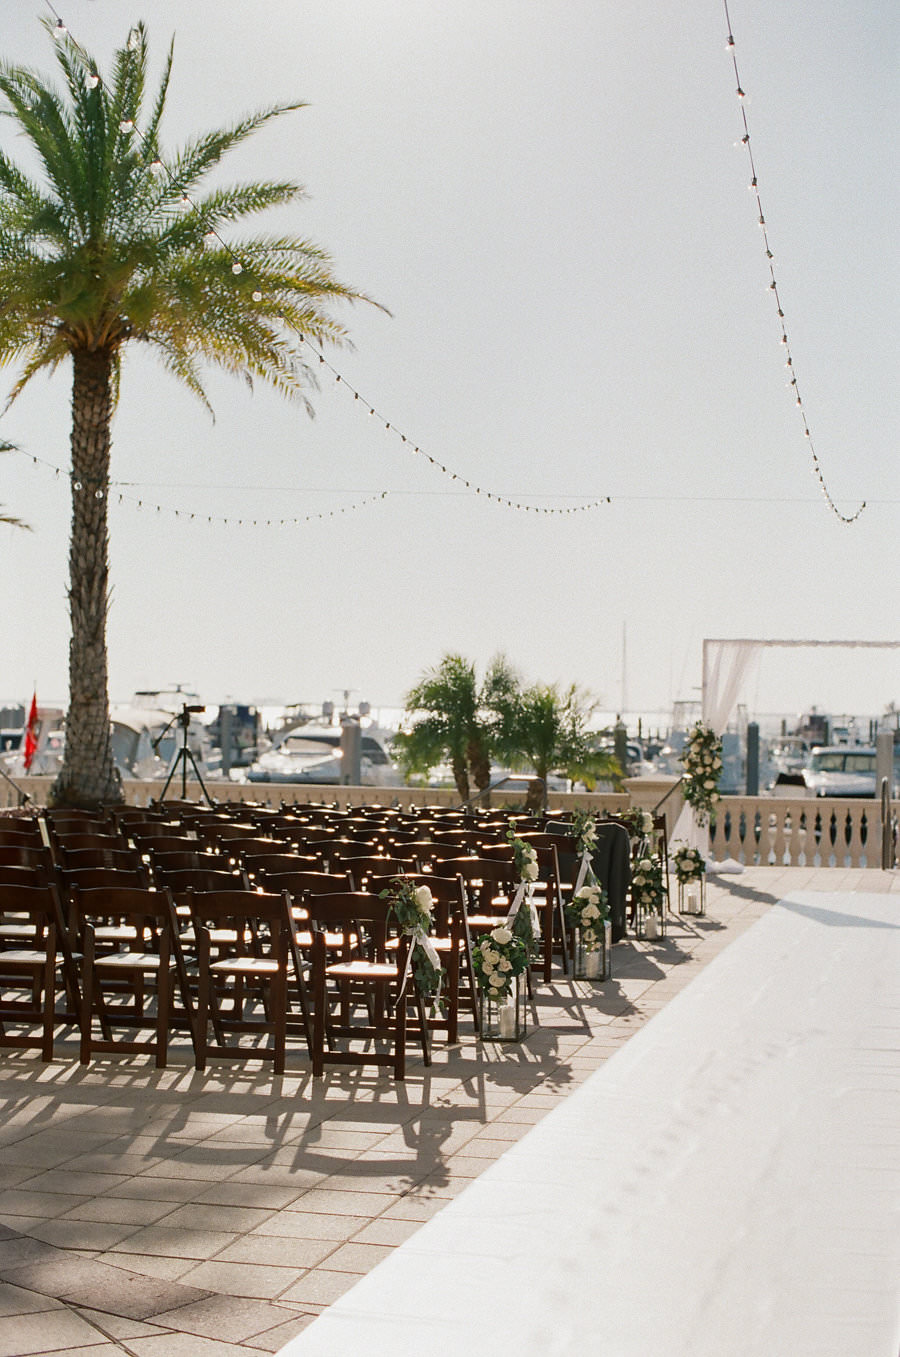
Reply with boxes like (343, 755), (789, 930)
(505, 824), (541, 957)
(618, 805), (656, 851)
(680, 721), (723, 827)
(380, 877), (445, 1014)
(565, 880), (612, 979)
(671, 842), (707, 916)
(471, 921), (530, 1040)
(631, 853), (667, 940)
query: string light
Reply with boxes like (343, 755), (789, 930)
(723, 0), (864, 525)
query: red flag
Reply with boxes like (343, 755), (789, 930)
(23, 692), (39, 771)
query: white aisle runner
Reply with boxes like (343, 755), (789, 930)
(281, 892), (900, 1357)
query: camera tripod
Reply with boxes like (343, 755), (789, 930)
(157, 704), (215, 807)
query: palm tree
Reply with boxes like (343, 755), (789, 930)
(502, 682), (622, 810)
(0, 22), (370, 806)
(395, 654), (518, 803)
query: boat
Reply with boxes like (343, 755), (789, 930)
(802, 746), (880, 798)
(110, 687), (214, 780)
(244, 719), (402, 787)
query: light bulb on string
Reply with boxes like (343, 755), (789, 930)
(119, 119), (134, 135)
(252, 290), (262, 302)
(53, 18), (67, 39)
(86, 72), (100, 89)
(231, 262), (242, 275)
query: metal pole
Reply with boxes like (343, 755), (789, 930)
(746, 722), (760, 796)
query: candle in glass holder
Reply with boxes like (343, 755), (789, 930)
(585, 949), (602, 979)
(685, 882), (700, 914)
(498, 1001), (516, 1039)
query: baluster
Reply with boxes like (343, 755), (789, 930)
(738, 808), (747, 864)
(796, 810), (808, 866)
(753, 808), (762, 865)
(857, 808), (868, 868)
(782, 809), (793, 866)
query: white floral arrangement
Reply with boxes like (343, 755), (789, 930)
(572, 808), (598, 855)
(680, 721), (723, 826)
(565, 882), (609, 952)
(672, 843), (705, 883)
(630, 855), (666, 916)
(379, 877), (444, 1000)
(472, 923), (529, 1000)
(619, 807), (656, 845)
(507, 825), (539, 882)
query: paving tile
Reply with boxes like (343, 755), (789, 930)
(149, 1293), (303, 1342)
(157, 1202), (275, 1233)
(0, 1235), (60, 1270)
(351, 1217), (421, 1246)
(21, 1170), (131, 1198)
(0, 1253), (211, 1321)
(213, 1235), (336, 1270)
(243, 1310), (319, 1351)
(128, 1333), (254, 1355)
(322, 1241), (394, 1272)
(73, 1307), (169, 1340)
(105, 1176), (211, 1203)
(94, 1252), (198, 1283)
(61, 1196), (178, 1227)
(286, 1187), (402, 1217)
(194, 1180), (302, 1210)
(27, 1218), (140, 1252)
(250, 1212), (367, 1242)
(277, 1268), (362, 1305)
(0, 1189), (89, 1220)
(107, 1223), (238, 1261)
(177, 1259), (299, 1300)
(0, 1279), (63, 1318)
(0, 1306), (106, 1356)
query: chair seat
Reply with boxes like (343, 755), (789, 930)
(93, 951), (173, 971)
(326, 961), (398, 981)
(295, 929), (352, 948)
(0, 948), (62, 966)
(209, 957), (280, 976)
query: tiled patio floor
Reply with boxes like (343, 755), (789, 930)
(1, 867), (896, 1355)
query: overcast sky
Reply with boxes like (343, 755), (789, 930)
(1, 0), (897, 726)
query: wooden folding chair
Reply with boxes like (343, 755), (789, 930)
(307, 891), (431, 1081)
(70, 886), (194, 1068)
(0, 882), (74, 1060)
(187, 889), (311, 1070)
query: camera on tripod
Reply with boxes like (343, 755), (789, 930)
(176, 703), (205, 729)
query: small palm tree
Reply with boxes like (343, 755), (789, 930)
(502, 682), (622, 810)
(396, 654), (518, 803)
(0, 22), (371, 806)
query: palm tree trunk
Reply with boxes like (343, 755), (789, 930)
(50, 348), (123, 808)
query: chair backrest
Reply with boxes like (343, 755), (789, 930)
(432, 856), (515, 912)
(366, 870), (465, 935)
(58, 845), (147, 874)
(155, 867), (245, 896)
(58, 864), (149, 895)
(47, 831), (126, 855)
(0, 827), (45, 849)
(144, 848), (209, 874)
(69, 885), (177, 946)
(304, 890), (395, 963)
(185, 889), (293, 956)
(257, 869), (352, 899)
(239, 851), (323, 879)
(343, 856), (410, 890)
(0, 881), (67, 949)
(0, 844), (54, 871)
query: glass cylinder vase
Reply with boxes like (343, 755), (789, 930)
(572, 919), (612, 981)
(478, 973), (527, 1042)
(678, 876), (706, 916)
(638, 905), (666, 940)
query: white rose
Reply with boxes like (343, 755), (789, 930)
(704, 779), (716, 789)
(485, 949), (500, 965)
(491, 926), (512, 946)
(499, 957), (512, 972)
(480, 938), (494, 954)
(639, 858), (653, 871)
(488, 987), (500, 998)
(584, 904), (600, 920)
(414, 885), (433, 913)
(523, 862), (539, 882)
(642, 812), (654, 832)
